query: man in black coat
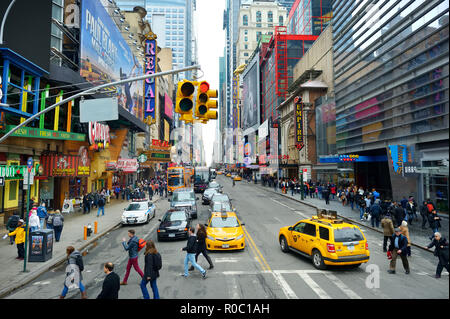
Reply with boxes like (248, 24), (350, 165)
(392, 202), (405, 227)
(388, 228), (410, 274)
(425, 232), (449, 278)
(97, 262), (120, 299)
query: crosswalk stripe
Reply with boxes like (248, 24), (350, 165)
(272, 270), (298, 299)
(324, 273), (362, 299)
(298, 272), (331, 299)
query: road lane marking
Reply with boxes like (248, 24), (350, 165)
(272, 270), (298, 299)
(213, 257), (240, 263)
(271, 199), (295, 210)
(294, 210), (309, 218)
(298, 272), (331, 299)
(227, 276), (241, 299)
(324, 273), (362, 299)
(243, 226), (271, 272)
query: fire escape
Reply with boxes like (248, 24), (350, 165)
(274, 26), (288, 98)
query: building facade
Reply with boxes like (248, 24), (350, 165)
(333, 0), (449, 210)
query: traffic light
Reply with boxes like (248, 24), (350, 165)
(195, 81), (218, 123)
(176, 80), (196, 123)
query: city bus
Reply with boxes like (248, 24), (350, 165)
(167, 166), (186, 194)
(193, 166), (211, 193)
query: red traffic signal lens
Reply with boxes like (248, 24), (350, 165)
(199, 82), (209, 93)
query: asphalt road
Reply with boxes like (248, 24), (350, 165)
(6, 175), (449, 299)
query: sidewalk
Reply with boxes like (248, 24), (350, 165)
(0, 195), (162, 298)
(252, 182), (448, 249)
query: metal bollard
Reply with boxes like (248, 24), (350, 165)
(94, 221), (98, 234)
(84, 226), (87, 240)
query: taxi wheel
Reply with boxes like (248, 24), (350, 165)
(312, 249), (326, 270)
(279, 236), (289, 253)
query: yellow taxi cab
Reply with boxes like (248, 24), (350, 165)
(226, 173), (231, 177)
(205, 211), (245, 251)
(278, 210), (370, 269)
(217, 171), (223, 175)
(233, 175), (242, 181)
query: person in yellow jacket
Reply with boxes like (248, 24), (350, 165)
(8, 219), (26, 260)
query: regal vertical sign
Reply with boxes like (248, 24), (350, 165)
(295, 98), (304, 151)
(144, 33), (157, 124)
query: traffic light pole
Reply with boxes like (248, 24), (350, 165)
(0, 65), (201, 144)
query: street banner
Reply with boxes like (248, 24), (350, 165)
(143, 35), (157, 123)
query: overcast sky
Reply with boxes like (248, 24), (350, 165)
(194, 0), (226, 166)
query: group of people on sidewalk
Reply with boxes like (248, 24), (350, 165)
(4, 202), (65, 260)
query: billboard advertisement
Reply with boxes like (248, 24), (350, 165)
(80, 0), (144, 121)
(242, 55), (260, 134)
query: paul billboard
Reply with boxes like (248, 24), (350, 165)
(80, 0), (144, 121)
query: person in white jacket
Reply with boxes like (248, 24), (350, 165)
(29, 210), (41, 232)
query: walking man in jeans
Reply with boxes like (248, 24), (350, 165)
(387, 228), (410, 275)
(97, 195), (106, 217)
(181, 227), (206, 279)
(120, 229), (144, 285)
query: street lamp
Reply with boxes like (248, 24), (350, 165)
(0, 0), (16, 45)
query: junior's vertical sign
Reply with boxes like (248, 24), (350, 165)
(295, 97), (304, 151)
(144, 32), (157, 125)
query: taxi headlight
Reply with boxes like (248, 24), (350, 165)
(207, 235), (215, 241)
(236, 234), (244, 240)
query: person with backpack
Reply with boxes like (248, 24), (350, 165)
(140, 240), (161, 299)
(97, 195), (106, 217)
(181, 226), (206, 279)
(370, 199), (382, 228)
(52, 210), (64, 242)
(97, 262), (120, 299)
(37, 202), (48, 229)
(7, 219), (26, 260)
(120, 229), (144, 285)
(60, 246), (87, 299)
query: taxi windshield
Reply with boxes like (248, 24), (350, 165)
(210, 216), (239, 228)
(334, 227), (364, 242)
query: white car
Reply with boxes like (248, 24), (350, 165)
(122, 200), (156, 225)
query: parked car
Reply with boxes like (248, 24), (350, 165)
(121, 200), (156, 225)
(202, 188), (219, 205)
(169, 188), (198, 219)
(157, 208), (192, 241)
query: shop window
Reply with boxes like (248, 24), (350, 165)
(9, 180), (18, 201)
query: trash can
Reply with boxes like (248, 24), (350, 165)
(28, 229), (54, 262)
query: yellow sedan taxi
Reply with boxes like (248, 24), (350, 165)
(233, 175), (242, 181)
(206, 212), (245, 251)
(226, 173), (231, 177)
(278, 210), (370, 269)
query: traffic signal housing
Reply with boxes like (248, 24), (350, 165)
(195, 81), (218, 123)
(176, 80), (196, 123)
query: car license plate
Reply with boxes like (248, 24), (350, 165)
(169, 233), (175, 238)
(222, 244), (229, 248)
(347, 245), (354, 251)
(127, 218), (136, 224)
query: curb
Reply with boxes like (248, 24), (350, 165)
(0, 197), (161, 299)
(253, 183), (434, 254)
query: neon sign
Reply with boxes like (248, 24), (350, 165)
(144, 36), (157, 123)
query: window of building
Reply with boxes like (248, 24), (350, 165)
(244, 53), (249, 57)
(268, 11), (273, 23)
(256, 31), (262, 42)
(279, 15), (284, 26)
(256, 11), (262, 27)
(243, 14), (248, 26)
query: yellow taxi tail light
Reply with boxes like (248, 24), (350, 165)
(327, 243), (336, 253)
(365, 242), (369, 250)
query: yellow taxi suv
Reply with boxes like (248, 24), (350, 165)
(278, 210), (370, 269)
(205, 212), (245, 251)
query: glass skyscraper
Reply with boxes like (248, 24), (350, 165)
(116, 0), (196, 79)
(333, 0), (449, 210)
